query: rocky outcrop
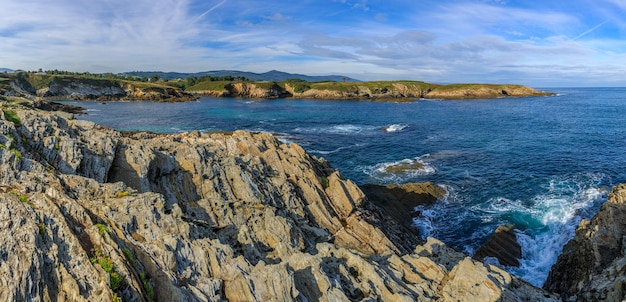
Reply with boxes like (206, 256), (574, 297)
(9, 75), (196, 102)
(193, 82), (291, 98)
(0, 105), (560, 301)
(191, 81), (554, 101)
(544, 185), (626, 301)
(473, 224), (522, 267)
(425, 84), (552, 99)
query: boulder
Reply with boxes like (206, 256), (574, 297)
(473, 224), (522, 267)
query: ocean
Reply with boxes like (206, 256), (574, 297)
(62, 87), (626, 287)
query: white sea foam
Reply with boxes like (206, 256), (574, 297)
(408, 172), (607, 287)
(491, 175), (607, 287)
(293, 124), (378, 135)
(362, 155), (436, 183)
(382, 124), (409, 132)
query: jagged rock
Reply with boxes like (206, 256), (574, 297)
(544, 185), (626, 301)
(473, 224), (522, 267)
(0, 106), (559, 301)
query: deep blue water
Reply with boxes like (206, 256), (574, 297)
(63, 87), (626, 286)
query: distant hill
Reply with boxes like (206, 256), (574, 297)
(121, 70), (360, 82)
(0, 68), (15, 73)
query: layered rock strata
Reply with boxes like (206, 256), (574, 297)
(0, 105), (559, 301)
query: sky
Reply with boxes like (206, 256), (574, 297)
(1, 0), (626, 86)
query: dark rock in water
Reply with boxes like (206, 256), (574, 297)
(361, 182), (446, 244)
(473, 224), (522, 267)
(33, 98), (85, 114)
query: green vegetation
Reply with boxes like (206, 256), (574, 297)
(3, 109), (22, 127)
(285, 79), (311, 93)
(11, 190), (32, 207)
(123, 247), (154, 301)
(141, 272), (154, 301)
(90, 249), (124, 292)
(186, 80), (231, 91)
(321, 177), (329, 189)
(96, 223), (109, 236)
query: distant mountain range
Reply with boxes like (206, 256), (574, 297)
(0, 68), (359, 82)
(121, 70), (360, 82)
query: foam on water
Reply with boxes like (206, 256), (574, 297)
(362, 155), (436, 183)
(293, 124), (378, 135)
(510, 179), (606, 287)
(382, 124), (409, 132)
(411, 173), (607, 287)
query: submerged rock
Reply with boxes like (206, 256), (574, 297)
(0, 106), (560, 301)
(473, 224), (522, 267)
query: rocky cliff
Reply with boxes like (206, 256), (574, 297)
(0, 104), (559, 301)
(6, 74), (196, 102)
(544, 184), (626, 301)
(188, 81), (554, 101)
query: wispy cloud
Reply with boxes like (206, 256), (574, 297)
(1, 0), (626, 86)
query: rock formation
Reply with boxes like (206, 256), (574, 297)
(544, 185), (626, 301)
(7, 75), (196, 102)
(0, 105), (559, 301)
(190, 81), (554, 101)
(473, 224), (522, 267)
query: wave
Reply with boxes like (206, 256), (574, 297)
(309, 143), (365, 155)
(410, 173), (608, 287)
(293, 124), (378, 135)
(362, 155), (436, 183)
(382, 124), (408, 132)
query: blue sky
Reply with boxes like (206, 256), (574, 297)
(1, 0), (626, 86)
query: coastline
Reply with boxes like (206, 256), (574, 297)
(0, 100), (624, 300)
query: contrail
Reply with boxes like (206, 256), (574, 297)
(573, 21), (607, 40)
(194, 0), (227, 23)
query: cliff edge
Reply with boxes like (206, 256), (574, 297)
(0, 104), (557, 301)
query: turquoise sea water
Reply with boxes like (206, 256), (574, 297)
(64, 87), (626, 286)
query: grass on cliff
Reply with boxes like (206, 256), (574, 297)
(186, 80), (232, 92)
(2, 109), (21, 127)
(432, 83), (525, 91)
(90, 249), (124, 292)
(309, 80), (437, 93)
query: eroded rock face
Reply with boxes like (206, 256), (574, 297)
(0, 106), (559, 301)
(544, 185), (626, 301)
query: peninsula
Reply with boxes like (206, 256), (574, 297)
(1, 70), (554, 103)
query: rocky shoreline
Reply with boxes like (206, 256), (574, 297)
(2, 73), (554, 103)
(0, 103), (623, 301)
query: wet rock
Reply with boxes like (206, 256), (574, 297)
(473, 224), (522, 267)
